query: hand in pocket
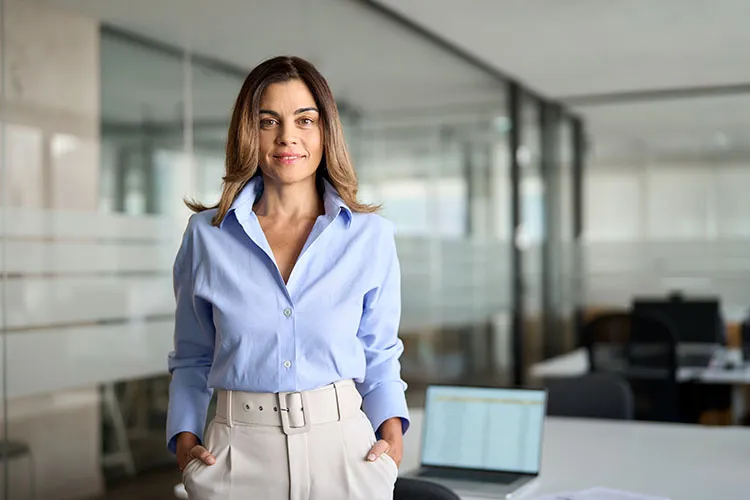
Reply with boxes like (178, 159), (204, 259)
(177, 432), (216, 471)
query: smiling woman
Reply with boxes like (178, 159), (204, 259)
(185, 56), (378, 225)
(257, 81), (324, 185)
(168, 55), (410, 500)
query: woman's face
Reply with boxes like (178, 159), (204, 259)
(257, 79), (323, 186)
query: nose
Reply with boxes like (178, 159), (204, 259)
(275, 122), (298, 146)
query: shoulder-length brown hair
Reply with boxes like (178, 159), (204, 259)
(186, 55), (378, 225)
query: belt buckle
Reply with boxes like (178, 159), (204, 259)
(278, 391), (311, 435)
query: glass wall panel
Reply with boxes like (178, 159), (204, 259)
(513, 97), (581, 374)
(555, 117), (580, 355)
(540, 111), (578, 358)
(352, 108), (511, 401)
(191, 63), (244, 205)
(0, 0), (573, 497)
(2, 1), (118, 498)
(518, 96), (546, 373)
(0, 0), (6, 494)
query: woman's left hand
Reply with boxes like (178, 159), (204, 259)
(367, 417), (403, 467)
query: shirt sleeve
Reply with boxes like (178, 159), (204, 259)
(355, 220), (410, 437)
(165, 220), (216, 454)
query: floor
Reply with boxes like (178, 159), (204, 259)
(90, 465), (182, 500)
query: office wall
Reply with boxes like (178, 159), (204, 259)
(0, 0), (104, 497)
(584, 122), (750, 324)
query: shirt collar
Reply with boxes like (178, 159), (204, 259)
(321, 178), (353, 227)
(221, 175), (352, 228)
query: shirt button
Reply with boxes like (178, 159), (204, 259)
(283, 360), (292, 369)
(283, 307), (292, 317)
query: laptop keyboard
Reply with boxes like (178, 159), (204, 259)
(417, 467), (522, 485)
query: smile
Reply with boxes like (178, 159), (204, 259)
(274, 154), (305, 164)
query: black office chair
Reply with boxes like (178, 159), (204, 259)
(393, 477), (460, 500)
(546, 372), (634, 420)
(582, 310), (689, 422)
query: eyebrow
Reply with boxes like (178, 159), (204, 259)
(259, 107), (319, 117)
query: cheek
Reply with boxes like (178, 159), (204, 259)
(259, 133), (275, 157)
(306, 130), (323, 157)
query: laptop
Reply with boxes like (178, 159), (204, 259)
(406, 385), (547, 498)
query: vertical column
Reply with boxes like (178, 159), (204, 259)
(0, 0), (8, 495)
(142, 123), (158, 215)
(572, 117), (586, 346)
(181, 50), (197, 220)
(508, 81), (523, 386)
(463, 140), (475, 237)
(114, 147), (129, 212)
(540, 102), (561, 358)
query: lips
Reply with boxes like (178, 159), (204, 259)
(273, 152), (306, 165)
(273, 153), (305, 159)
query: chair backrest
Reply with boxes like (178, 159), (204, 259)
(582, 310), (681, 422)
(546, 372), (634, 420)
(393, 477), (461, 500)
(582, 310), (678, 382)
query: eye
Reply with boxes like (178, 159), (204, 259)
(298, 117), (314, 126)
(260, 118), (277, 128)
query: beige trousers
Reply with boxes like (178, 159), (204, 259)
(182, 380), (399, 500)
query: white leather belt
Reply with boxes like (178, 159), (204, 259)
(216, 380), (361, 435)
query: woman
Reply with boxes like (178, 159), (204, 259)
(167, 55), (409, 500)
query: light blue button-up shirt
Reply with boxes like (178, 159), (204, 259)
(166, 176), (410, 453)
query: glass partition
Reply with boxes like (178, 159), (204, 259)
(0, 0), (581, 497)
(2, 1), (113, 497)
(0, 2), (7, 492)
(518, 95), (546, 374)
(351, 107), (515, 398)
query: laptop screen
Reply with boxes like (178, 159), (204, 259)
(421, 386), (546, 474)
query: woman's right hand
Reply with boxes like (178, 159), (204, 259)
(176, 432), (216, 471)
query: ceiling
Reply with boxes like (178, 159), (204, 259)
(371, 0), (750, 162)
(372, 0), (750, 98)
(582, 94), (750, 164)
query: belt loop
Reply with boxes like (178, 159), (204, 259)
(226, 390), (234, 427)
(332, 382), (342, 422)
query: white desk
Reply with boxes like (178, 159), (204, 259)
(174, 408), (750, 500)
(529, 347), (750, 422)
(529, 347), (750, 384)
(402, 409), (750, 500)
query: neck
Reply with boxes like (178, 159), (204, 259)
(253, 175), (323, 220)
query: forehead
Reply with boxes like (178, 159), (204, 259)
(259, 80), (317, 110)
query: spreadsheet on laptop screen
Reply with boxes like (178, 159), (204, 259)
(421, 386), (546, 474)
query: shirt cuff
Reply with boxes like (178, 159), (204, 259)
(361, 381), (411, 437)
(166, 376), (212, 454)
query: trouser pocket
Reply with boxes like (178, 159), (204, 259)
(182, 419), (232, 500)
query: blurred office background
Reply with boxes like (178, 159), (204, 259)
(1, 0), (749, 498)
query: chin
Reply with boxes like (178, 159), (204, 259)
(271, 167), (318, 186)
